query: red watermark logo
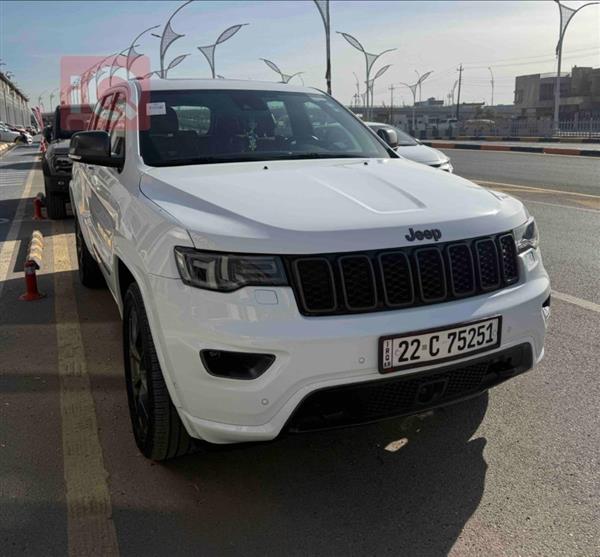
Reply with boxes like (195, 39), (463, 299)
(58, 54), (152, 131)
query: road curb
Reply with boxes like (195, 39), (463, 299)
(423, 141), (600, 157)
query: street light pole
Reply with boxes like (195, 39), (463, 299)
(260, 59), (303, 84)
(158, 0), (194, 79)
(552, 0), (599, 134)
(198, 24), (247, 79)
(414, 69), (422, 102)
(313, 0), (332, 95)
(127, 25), (160, 79)
(488, 66), (494, 108)
(455, 64), (463, 121)
(337, 32), (395, 120)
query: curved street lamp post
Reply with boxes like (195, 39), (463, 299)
(313, 0), (332, 95)
(553, 0), (599, 133)
(337, 32), (395, 120)
(260, 59), (303, 84)
(399, 71), (432, 133)
(198, 24), (248, 78)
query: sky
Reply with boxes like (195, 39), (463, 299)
(1, 0), (599, 109)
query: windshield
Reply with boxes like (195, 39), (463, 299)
(139, 89), (390, 166)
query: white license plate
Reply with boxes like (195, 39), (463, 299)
(379, 317), (501, 373)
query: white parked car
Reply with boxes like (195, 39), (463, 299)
(0, 123), (21, 142)
(367, 122), (453, 171)
(69, 79), (550, 460)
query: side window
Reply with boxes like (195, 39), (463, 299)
(172, 105), (211, 135)
(108, 93), (126, 157)
(92, 94), (113, 131)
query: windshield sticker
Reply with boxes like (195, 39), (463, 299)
(146, 102), (166, 116)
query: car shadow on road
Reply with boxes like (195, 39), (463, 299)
(157, 394), (489, 556)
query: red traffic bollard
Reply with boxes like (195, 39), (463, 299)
(19, 260), (46, 301)
(33, 194), (45, 220)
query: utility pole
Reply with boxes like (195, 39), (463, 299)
(389, 84), (395, 124)
(488, 66), (494, 108)
(455, 64), (463, 121)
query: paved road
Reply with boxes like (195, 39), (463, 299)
(444, 149), (600, 195)
(435, 140), (600, 151)
(1, 145), (599, 556)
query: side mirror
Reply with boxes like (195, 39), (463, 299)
(43, 127), (53, 142)
(69, 131), (123, 168)
(377, 128), (399, 149)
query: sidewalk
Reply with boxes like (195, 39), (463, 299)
(423, 140), (600, 157)
(0, 141), (16, 156)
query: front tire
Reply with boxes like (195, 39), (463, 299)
(123, 282), (194, 461)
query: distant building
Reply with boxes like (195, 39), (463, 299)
(0, 72), (31, 127)
(414, 97), (444, 107)
(514, 66), (600, 118)
(364, 100), (493, 131)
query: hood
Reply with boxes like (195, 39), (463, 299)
(140, 158), (525, 254)
(396, 144), (447, 166)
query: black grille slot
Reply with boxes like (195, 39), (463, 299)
(475, 239), (501, 290)
(498, 234), (519, 284)
(339, 256), (377, 310)
(447, 243), (475, 296)
(378, 251), (414, 307)
(287, 231), (519, 316)
(293, 258), (336, 313)
(415, 248), (446, 302)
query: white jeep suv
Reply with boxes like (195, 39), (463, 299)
(69, 79), (550, 460)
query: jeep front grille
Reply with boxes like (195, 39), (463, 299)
(286, 232), (519, 316)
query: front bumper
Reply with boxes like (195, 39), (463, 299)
(145, 249), (549, 444)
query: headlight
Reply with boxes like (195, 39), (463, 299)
(174, 247), (288, 292)
(513, 217), (539, 253)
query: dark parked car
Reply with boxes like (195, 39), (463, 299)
(42, 104), (92, 218)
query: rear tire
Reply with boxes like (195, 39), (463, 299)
(46, 190), (67, 220)
(74, 216), (105, 288)
(123, 282), (194, 461)
(43, 172), (68, 220)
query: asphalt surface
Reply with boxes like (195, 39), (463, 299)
(1, 144), (599, 556)
(435, 140), (600, 151)
(442, 149), (600, 195)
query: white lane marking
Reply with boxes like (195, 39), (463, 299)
(552, 290), (600, 314)
(473, 179), (600, 200)
(0, 163), (36, 300)
(53, 222), (120, 557)
(524, 199), (600, 214)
